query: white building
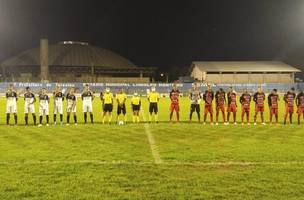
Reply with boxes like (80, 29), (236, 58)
(191, 61), (301, 84)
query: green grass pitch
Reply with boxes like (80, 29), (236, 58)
(0, 96), (304, 199)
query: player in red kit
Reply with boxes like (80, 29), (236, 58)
(169, 84), (180, 122)
(227, 87), (238, 125)
(215, 88), (226, 125)
(240, 89), (251, 126)
(203, 84), (214, 125)
(268, 89), (279, 125)
(253, 87), (266, 125)
(296, 90), (304, 125)
(284, 88), (296, 125)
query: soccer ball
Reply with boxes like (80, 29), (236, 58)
(118, 120), (124, 125)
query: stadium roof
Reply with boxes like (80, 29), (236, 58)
(0, 42), (137, 69)
(192, 61), (301, 72)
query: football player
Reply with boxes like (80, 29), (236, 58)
(38, 88), (50, 127)
(82, 84), (94, 124)
(296, 90), (304, 125)
(24, 87), (37, 125)
(240, 89), (251, 125)
(131, 92), (141, 123)
(189, 83), (201, 122)
(215, 88), (226, 125)
(102, 88), (114, 124)
(53, 86), (64, 125)
(147, 87), (160, 123)
(6, 84), (18, 125)
(283, 88), (296, 125)
(203, 84), (214, 125)
(227, 88), (237, 125)
(268, 89), (279, 125)
(66, 87), (77, 125)
(253, 87), (266, 125)
(116, 88), (127, 123)
(169, 84), (180, 122)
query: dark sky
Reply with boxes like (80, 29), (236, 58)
(1, 0), (304, 69)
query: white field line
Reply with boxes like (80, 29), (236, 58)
(141, 109), (162, 164)
(1, 160), (304, 166)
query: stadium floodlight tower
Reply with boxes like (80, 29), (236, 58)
(40, 38), (49, 83)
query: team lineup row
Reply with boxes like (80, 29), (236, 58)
(3, 83), (304, 126)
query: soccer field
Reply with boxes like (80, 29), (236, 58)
(0, 97), (304, 199)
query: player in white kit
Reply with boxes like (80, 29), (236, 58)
(24, 87), (37, 125)
(6, 84), (18, 125)
(81, 84), (94, 124)
(66, 87), (77, 125)
(53, 86), (64, 125)
(38, 88), (50, 127)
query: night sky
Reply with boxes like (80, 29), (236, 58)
(1, 0), (304, 70)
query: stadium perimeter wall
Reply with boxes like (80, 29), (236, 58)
(0, 82), (303, 95)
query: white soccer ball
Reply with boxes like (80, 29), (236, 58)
(118, 120), (124, 125)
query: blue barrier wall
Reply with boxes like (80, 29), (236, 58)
(0, 82), (303, 94)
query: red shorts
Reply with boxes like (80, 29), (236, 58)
(270, 107), (278, 115)
(227, 105), (237, 113)
(216, 105), (225, 113)
(205, 105), (213, 114)
(242, 106), (250, 113)
(297, 107), (304, 114)
(255, 106), (264, 113)
(285, 106), (294, 114)
(170, 103), (179, 112)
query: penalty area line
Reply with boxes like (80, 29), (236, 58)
(141, 109), (162, 164)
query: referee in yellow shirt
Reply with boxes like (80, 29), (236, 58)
(102, 88), (114, 124)
(116, 88), (127, 123)
(147, 87), (160, 123)
(131, 92), (141, 123)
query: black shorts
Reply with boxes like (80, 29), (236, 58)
(190, 104), (200, 113)
(104, 104), (113, 112)
(132, 104), (140, 111)
(149, 103), (158, 114)
(117, 104), (126, 115)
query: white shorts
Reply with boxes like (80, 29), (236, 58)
(54, 104), (63, 115)
(82, 103), (93, 113)
(67, 103), (77, 113)
(6, 103), (17, 114)
(24, 103), (35, 114)
(39, 105), (49, 116)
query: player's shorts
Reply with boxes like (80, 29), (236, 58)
(132, 104), (141, 111)
(270, 107), (278, 115)
(216, 105), (225, 113)
(117, 104), (126, 115)
(297, 107), (304, 115)
(67, 104), (77, 113)
(227, 105), (237, 113)
(285, 106), (294, 114)
(24, 103), (35, 114)
(39, 105), (49, 116)
(204, 105), (213, 114)
(6, 103), (17, 114)
(149, 103), (158, 113)
(190, 104), (200, 113)
(255, 106), (264, 113)
(103, 104), (113, 112)
(242, 106), (250, 113)
(54, 104), (63, 115)
(170, 103), (180, 112)
(82, 103), (93, 113)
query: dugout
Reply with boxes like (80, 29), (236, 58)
(191, 61), (301, 84)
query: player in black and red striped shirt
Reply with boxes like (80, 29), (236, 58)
(215, 88), (226, 125)
(169, 84), (180, 122)
(268, 89), (279, 125)
(240, 89), (251, 125)
(296, 90), (304, 125)
(253, 87), (266, 125)
(284, 88), (296, 125)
